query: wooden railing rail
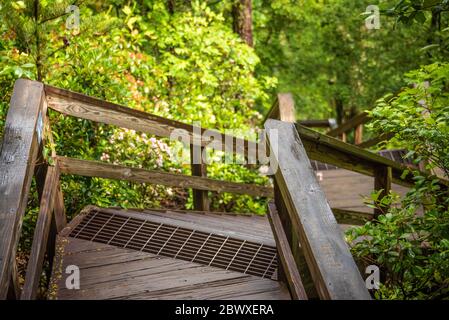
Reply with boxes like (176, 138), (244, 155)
(298, 119), (337, 129)
(325, 111), (394, 148)
(326, 111), (369, 139)
(44, 84), (265, 211)
(45, 85), (259, 159)
(56, 156), (273, 198)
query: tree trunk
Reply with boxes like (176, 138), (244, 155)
(335, 97), (344, 125)
(34, 0), (42, 81)
(232, 0), (253, 47)
(167, 0), (175, 15)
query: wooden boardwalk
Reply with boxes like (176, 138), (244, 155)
(5, 81), (435, 300)
(48, 207), (291, 300)
(318, 168), (409, 213)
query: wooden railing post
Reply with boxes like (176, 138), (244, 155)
(21, 164), (60, 300)
(190, 144), (209, 211)
(374, 166), (392, 219)
(266, 93), (318, 298)
(354, 124), (363, 145)
(265, 119), (371, 300)
(0, 79), (45, 299)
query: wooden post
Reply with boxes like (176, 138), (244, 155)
(277, 93), (296, 123)
(21, 165), (59, 300)
(354, 124), (363, 145)
(374, 166), (392, 218)
(7, 258), (20, 299)
(265, 119), (371, 300)
(0, 79), (45, 299)
(190, 144), (209, 211)
(269, 94), (318, 298)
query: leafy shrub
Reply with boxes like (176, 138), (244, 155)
(347, 62), (449, 299)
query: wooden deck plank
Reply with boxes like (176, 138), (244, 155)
(50, 237), (290, 300)
(49, 208), (292, 300)
(317, 169), (409, 213)
(119, 277), (290, 300)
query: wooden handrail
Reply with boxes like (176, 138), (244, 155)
(265, 119), (371, 300)
(56, 156), (273, 198)
(295, 123), (447, 188)
(45, 85), (259, 159)
(298, 119), (337, 128)
(326, 112), (370, 137)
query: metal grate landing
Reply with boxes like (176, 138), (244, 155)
(69, 209), (278, 279)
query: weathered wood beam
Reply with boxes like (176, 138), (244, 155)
(53, 182), (67, 233)
(45, 85), (258, 158)
(263, 93), (296, 124)
(357, 132), (395, 149)
(265, 119), (371, 300)
(267, 202), (308, 300)
(296, 124), (424, 188)
(298, 119), (336, 128)
(373, 166), (392, 219)
(326, 112), (369, 137)
(21, 165), (59, 300)
(57, 156), (273, 198)
(0, 79), (45, 299)
(191, 145), (209, 211)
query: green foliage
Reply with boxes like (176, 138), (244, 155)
(0, 0), (274, 251)
(252, 0), (429, 121)
(368, 62), (449, 177)
(349, 61), (449, 299)
(387, 0), (449, 58)
(347, 180), (449, 299)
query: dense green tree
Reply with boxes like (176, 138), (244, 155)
(252, 0), (431, 123)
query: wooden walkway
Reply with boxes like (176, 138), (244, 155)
(48, 207), (291, 300)
(5, 81), (440, 300)
(318, 168), (409, 213)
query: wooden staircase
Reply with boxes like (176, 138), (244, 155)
(2, 79), (442, 300)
